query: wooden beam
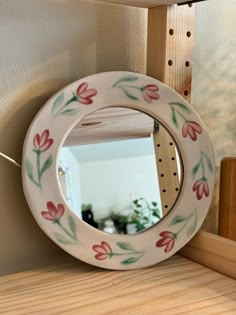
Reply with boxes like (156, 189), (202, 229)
(147, 4), (195, 101)
(147, 4), (195, 211)
(180, 230), (236, 280)
(218, 158), (236, 241)
(89, 1), (189, 9)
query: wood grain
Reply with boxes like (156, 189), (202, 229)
(180, 230), (236, 280)
(64, 107), (153, 146)
(1, 255), (236, 314)
(90, 0), (188, 8)
(147, 4), (195, 102)
(153, 124), (180, 214)
(218, 158), (236, 241)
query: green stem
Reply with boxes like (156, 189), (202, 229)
(53, 95), (77, 118)
(200, 153), (206, 179)
(56, 221), (76, 240)
(112, 251), (144, 257)
(175, 209), (197, 237)
(29, 175), (41, 187)
(36, 151), (41, 187)
(175, 222), (188, 237)
(173, 107), (188, 123)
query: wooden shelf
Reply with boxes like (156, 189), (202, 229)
(91, 0), (189, 8)
(1, 255), (236, 314)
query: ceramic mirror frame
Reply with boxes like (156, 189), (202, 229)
(22, 71), (215, 270)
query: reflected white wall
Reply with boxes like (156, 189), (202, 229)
(59, 147), (82, 218)
(79, 154), (161, 221)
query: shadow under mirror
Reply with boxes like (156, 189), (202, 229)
(58, 107), (183, 235)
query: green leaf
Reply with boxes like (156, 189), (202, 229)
(207, 158), (213, 173)
(153, 209), (161, 219)
(136, 223), (146, 232)
(116, 242), (135, 251)
(26, 159), (34, 179)
(113, 75), (139, 87)
(202, 152), (213, 173)
(53, 232), (76, 245)
(40, 155), (53, 176)
(134, 210), (139, 214)
(171, 108), (179, 128)
(59, 109), (78, 116)
(187, 211), (198, 237)
(169, 102), (191, 113)
(191, 162), (201, 178)
(152, 201), (157, 207)
(170, 215), (186, 226)
(121, 256), (140, 265)
(122, 88), (139, 101)
(68, 215), (77, 238)
(52, 92), (64, 115)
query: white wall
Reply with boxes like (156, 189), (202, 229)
(0, 1), (147, 275)
(192, 0), (236, 165)
(79, 154), (162, 220)
(59, 147), (82, 218)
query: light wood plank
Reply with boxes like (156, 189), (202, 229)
(64, 107), (153, 146)
(218, 157), (236, 241)
(147, 4), (195, 102)
(147, 4), (194, 211)
(180, 230), (236, 280)
(90, 0), (189, 8)
(1, 255), (236, 314)
(153, 124), (180, 215)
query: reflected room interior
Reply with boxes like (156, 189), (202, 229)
(58, 107), (183, 235)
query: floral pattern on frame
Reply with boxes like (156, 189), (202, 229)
(22, 71), (215, 270)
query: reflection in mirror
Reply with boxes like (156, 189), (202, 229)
(58, 107), (183, 234)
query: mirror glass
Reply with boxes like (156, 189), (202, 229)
(58, 107), (183, 234)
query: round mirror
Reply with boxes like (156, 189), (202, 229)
(58, 107), (183, 235)
(22, 71), (215, 270)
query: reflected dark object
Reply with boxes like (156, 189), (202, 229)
(81, 204), (98, 229)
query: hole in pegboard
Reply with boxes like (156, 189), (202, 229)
(169, 142), (173, 146)
(162, 189), (166, 193)
(158, 159), (162, 162)
(175, 188), (179, 192)
(186, 31), (191, 38)
(164, 205), (168, 209)
(185, 61), (190, 67)
(157, 144), (160, 147)
(161, 174), (164, 177)
(173, 172), (177, 176)
(171, 157), (175, 161)
(184, 90), (189, 96)
(169, 29), (174, 36)
(168, 60), (173, 66)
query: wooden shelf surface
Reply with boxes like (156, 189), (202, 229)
(1, 255), (236, 314)
(90, 0), (189, 8)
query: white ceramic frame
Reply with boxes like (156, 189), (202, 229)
(22, 71), (215, 270)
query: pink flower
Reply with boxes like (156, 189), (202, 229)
(76, 82), (97, 105)
(192, 178), (209, 200)
(182, 120), (202, 141)
(41, 202), (65, 221)
(142, 84), (160, 103)
(92, 241), (113, 260)
(156, 231), (176, 253)
(33, 129), (53, 152)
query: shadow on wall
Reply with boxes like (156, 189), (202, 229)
(68, 1), (147, 77)
(0, 0), (147, 274)
(0, 93), (69, 276)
